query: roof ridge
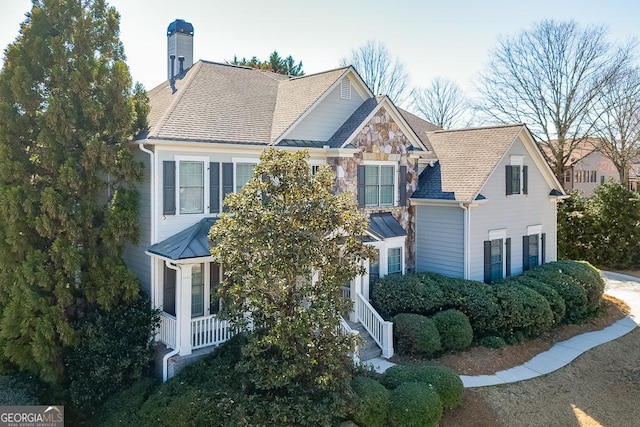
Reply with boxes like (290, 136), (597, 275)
(427, 123), (525, 134)
(148, 60), (204, 139)
(287, 66), (351, 81)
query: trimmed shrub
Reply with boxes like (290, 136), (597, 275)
(371, 274), (444, 319)
(432, 309), (473, 352)
(509, 276), (566, 325)
(351, 376), (390, 427)
(393, 313), (441, 356)
(479, 336), (506, 349)
(0, 372), (43, 405)
(380, 365), (463, 409)
(65, 295), (160, 415)
(95, 378), (157, 427)
(523, 266), (588, 323)
(493, 283), (553, 341)
(388, 382), (443, 427)
(436, 278), (502, 337)
(551, 260), (605, 315)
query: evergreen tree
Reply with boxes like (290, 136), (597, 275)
(0, 0), (148, 383)
(228, 50), (304, 76)
(209, 149), (373, 414)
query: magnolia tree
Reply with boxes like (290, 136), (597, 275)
(209, 148), (374, 397)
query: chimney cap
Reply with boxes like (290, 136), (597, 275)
(167, 19), (194, 37)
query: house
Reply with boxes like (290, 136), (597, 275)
(544, 139), (619, 197)
(126, 19), (565, 379)
(411, 125), (566, 283)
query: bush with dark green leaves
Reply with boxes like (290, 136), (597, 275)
(380, 365), (463, 409)
(523, 265), (589, 323)
(479, 336), (507, 349)
(65, 294), (160, 415)
(431, 309), (473, 352)
(371, 274), (444, 319)
(0, 372), (43, 405)
(493, 283), (553, 341)
(551, 260), (604, 315)
(393, 313), (441, 356)
(436, 277), (502, 337)
(94, 378), (157, 427)
(351, 376), (390, 427)
(509, 276), (566, 325)
(388, 382), (443, 427)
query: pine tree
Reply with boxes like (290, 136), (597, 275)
(0, 0), (148, 383)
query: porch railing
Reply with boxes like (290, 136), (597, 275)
(191, 314), (235, 350)
(339, 317), (361, 365)
(355, 291), (393, 358)
(159, 312), (177, 349)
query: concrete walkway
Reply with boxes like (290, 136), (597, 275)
(366, 271), (640, 388)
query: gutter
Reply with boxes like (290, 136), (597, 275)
(162, 260), (181, 382)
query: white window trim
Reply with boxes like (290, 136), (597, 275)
(363, 161), (398, 207)
(488, 228), (507, 241)
(508, 155), (525, 195)
(510, 155), (524, 166)
(175, 155), (209, 216)
(232, 157), (259, 193)
(366, 236), (405, 277)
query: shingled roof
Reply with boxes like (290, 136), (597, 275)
(415, 124), (525, 202)
(141, 61), (350, 144)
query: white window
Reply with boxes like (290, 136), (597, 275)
(179, 160), (205, 214)
(235, 163), (256, 193)
(191, 263), (204, 317)
(365, 165), (394, 207)
(387, 247), (402, 275)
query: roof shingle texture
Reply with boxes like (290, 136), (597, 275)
(144, 61), (349, 144)
(419, 124), (524, 201)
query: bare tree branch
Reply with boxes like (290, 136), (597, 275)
(341, 39), (410, 106)
(412, 77), (472, 129)
(476, 20), (635, 183)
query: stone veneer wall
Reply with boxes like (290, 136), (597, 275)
(329, 107), (420, 271)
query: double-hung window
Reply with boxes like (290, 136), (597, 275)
(191, 263), (204, 318)
(387, 247), (402, 275)
(490, 239), (503, 281)
(179, 161), (205, 214)
(523, 225), (545, 271)
(364, 165), (394, 207)
(484, 229), (511, 284)
(235, 163), (255, 193)
(506, 156), (528, 196)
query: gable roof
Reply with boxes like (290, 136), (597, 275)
(367, 212), (407, 239)
(142, 61), (353, 145)
(414, 124), (526, 202)
(147, 218), (217, 260)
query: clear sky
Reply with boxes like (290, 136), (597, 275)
(1, 0), (639, 96)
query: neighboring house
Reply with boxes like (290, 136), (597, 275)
(544, 139), (619, 197)
(125, 19), (565, 379)
(412, 125), (566, 283)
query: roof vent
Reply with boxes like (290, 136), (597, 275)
(341, 77), (351, 100)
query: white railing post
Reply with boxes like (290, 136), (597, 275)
(354, 291), (394, 359)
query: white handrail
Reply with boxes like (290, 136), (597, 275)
(355, 291), (393, 358)
(191, 314), (235, 350)
(339, 317), (361, 366)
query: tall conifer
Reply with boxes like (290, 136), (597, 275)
(0, 0), (148, 383)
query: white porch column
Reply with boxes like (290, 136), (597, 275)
(360, 259), (371, 300)
(178, 264), (193, 356)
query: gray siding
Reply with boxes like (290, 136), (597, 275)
(468, 136), (558, 281)
(285, 83), (365, 141)
(124, 145), (153, 294)
(415, 205), (464, 278)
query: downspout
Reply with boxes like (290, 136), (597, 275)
(459, 203), (470, 279)
(163, 260), (181, 382)
(138, 143), (156, 307)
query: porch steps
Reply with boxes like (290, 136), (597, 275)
(348, 321), (382, 361)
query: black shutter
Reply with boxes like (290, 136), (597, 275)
(522, 165), (528, 195)
(541, 233), (546, 265)
(357, 165), (366, 208)
(399, 165), (407, 206)
(163, 161), (176, 215)
(484, 240), (491, 284)
(210, 162), (220, 213)
(163, 265), (176, 316)
(505, 165), (513, 195)
(522, 235), (530, 271)
(505, 237), (511, 277)
(222, 163), (233, 211)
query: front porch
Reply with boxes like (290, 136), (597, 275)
(159, 312), (234, 352)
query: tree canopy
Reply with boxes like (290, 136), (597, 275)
(476, 20), (635, 183)
(228, 50), (304, 76)
(209, 148), (373, 400)
(0, 0), (148, 383)
(412, 77), (471, 129)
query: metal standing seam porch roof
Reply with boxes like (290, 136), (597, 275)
(147, 213), (406, 261)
